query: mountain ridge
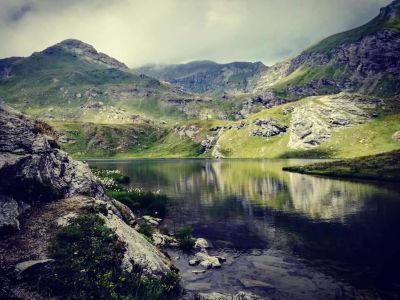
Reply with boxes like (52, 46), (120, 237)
(250, 0), (400, 102)
(0, 0), (399, 159)
(134, 60), (267, 94)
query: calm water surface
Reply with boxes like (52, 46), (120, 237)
(89, 159), (400, 299)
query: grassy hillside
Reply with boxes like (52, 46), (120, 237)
(283, 150), (400, 182)
(51, 121), (167, 158)
(0, 40), (199, 123)
(213, 95), (400, 159)
(51, 93), (400, 160)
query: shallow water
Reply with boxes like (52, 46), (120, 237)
(89, 159), (400, 299)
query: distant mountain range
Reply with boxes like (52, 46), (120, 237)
(0, 0), (399, 159)
(134, 60), (266, 94)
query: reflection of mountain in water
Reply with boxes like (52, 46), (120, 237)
(190, 160), (379, 222)
(286, 173), (371, 221)
(93, 159), (394, 222)
(89, 159), (400, 297)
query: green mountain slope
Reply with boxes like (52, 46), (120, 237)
(0, 1), (399, 159)
(0, 39), (201, 122)
(252, 0), (400, 101)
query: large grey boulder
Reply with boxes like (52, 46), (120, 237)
(0, 105), (105, 228)
(102, 213), (173, 277)
(0, 195), (30, 230)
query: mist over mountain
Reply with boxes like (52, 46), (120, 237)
(0, 0), (399, 159)
(0, 0), (393, 66)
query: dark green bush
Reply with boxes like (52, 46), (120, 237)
(107, 190), (168, 217)
(138, 223), (155, 239)
(40, 214), (180, 300)
(175, 225), (195, 251)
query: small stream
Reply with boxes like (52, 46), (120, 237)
(89, 159), (400, 299)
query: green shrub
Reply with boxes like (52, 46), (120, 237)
(40, 214), (180, 300)
(138, 223), (155, 239)
(107, 190), (168, 217)
(175, 225), (195, 251)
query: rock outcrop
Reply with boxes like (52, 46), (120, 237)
(0, 105), (104, 229)
(288, 93), (382, 149)
(250, 119), (287, 138)
(392, 131), (400, 142)
(101, 212), (172, 277)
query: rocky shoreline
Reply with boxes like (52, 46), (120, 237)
(0, 105), (265, 299)
(0, 105), (177, 299)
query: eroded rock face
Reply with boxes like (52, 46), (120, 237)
(250, 119), (287, 138)
(200, 135), (217, 154)
(251, 2), (400, 101)
(0, 105), (104, 227)
(288, 93), (382, 149)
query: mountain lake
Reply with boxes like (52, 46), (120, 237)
(89, 159), (400, 299)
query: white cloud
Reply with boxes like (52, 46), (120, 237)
(0, 0), (393, 67)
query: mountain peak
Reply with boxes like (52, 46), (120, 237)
(58, 39), (95, 50)
(42, 39), (127, 69)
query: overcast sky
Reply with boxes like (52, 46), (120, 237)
(0, 0), (393, 67)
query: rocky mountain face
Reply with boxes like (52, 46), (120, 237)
(287, 93), (383, 149)
(251, 0), (400, 103)
(135, 60), (267, 94)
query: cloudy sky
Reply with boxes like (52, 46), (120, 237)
(0, 0), (392, 67)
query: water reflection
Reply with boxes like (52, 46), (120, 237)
(89, 159), (400, 298)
